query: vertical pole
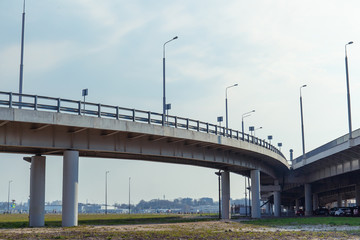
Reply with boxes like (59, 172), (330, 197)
(300, 94), (306, 158)
(242, 119), (244, 140)
(248, 177), (251, 216)
(105, 171), (109, 214)
(62, 151), (79, 227)
(128, 177), (131, 214)
(225, 97), (228, 136)
(18, 0), (26, 108)
(162, 57), (166, 126)
(83, 95), (85, 115)
(244, 177), (247, 216)
(218, 174), (221, 219)
(8, 181), (12, 213)
(345, 52), (352, 139)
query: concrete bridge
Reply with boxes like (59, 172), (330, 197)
(3, 91), (360, 226)
(281, 129), (360, 216)
(0, 91), (288, 226)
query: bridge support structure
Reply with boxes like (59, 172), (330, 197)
(221, 171), (230, 220)
(273, 190), (281, 217)
(304, 183), (312, 216)
(337, 193), (342, 207)
(62, 150), (79, 227)
(313, 193), (318, 210)
(251, 169), (261, 218)
(295, 199), (299, 212)
(356, 185), (360, 206)
(29, 155), (46, 227)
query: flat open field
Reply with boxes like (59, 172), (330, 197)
(1, 214), (360, 239)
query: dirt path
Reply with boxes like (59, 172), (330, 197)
(0, 221), (360, 239)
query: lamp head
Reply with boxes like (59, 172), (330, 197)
(302, 84), (307, 88)
(234, 83), (238, 86)
(173, 36), (178, 40)
(348, 41), (353, 45)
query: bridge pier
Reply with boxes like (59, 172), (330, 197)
(29, 155), (46, 227)
(295, 199), (299, 212)
(304, 183), (312, 216)
(337, 193), (342, 207)
(313, 193), (318, 210)
(62, 151), (79, 227)
(221, 171), (230, 220)
(356, 185), (360, 206)
(273, 190), (281, 217)
(251, 169), (261, 218)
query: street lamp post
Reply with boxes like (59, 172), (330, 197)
(128, 177), (131, 214)
(242, 110), (255, 140)
(225, 84), (238, 136)
(163, 36), (178, 126)
(300, 84), (307, 158)
(215, 171), (222, 219)
(345, 41), (354, 139)
(105, 171), (109, 214)
(18, 0), (26, 108)
(8, 180), (13, 214)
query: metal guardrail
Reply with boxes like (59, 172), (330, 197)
(0, 91), (285, 159)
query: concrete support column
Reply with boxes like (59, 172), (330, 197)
(62, 151), (79, 227)
(304, 183), (312, 216)
(337, 193), (342, 207)
(313, 193), (319, 210)
(251, 169), (261, 219)
(221, 171), (230, 220)
(273, 191), (281, 217)
(266, 201), (271, 215)
(289, 204), (295, 216)
(356, 185), (360, 206)
(295, 199), (300, 211)
(29, 156), (46, 227)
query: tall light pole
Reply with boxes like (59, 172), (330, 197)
(345, 41), (353, 139)
(18, 0), (26, 108)
(105, 171), (109, 214)
(8, 180), (13, 213)
(225, 84), (238, 135)
(242, 110), (255, 139)
(163, 36), (178, 126)
(300, 84), (307, 158)
(128, 177), (131, 214)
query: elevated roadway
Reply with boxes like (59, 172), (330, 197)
(0, 91), (288, 226)
(282, 129), (360, 216)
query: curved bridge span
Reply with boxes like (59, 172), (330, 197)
(0, 92), (288, 226)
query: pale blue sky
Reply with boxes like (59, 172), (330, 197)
(1, 0), (360, 205)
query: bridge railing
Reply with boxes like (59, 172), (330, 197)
(0, 91), (285, 159)
(293, 128), (360, 165)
